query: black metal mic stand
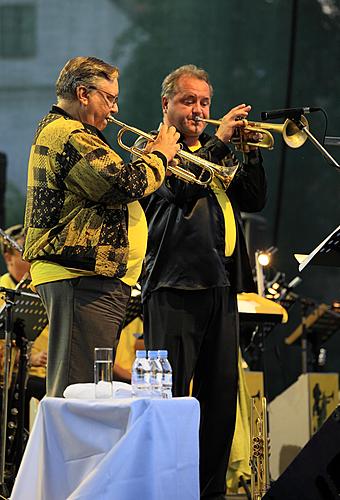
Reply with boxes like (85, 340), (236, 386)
(294, 117), (340, 172)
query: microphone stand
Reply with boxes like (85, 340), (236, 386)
(293, 116), (340, 172)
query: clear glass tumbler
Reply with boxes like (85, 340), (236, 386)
(94, 347), (113, 399)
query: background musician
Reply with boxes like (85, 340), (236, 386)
(0, 224), (47, 427)
(23, 56), (180, 397)
(139, 64), (267, 499)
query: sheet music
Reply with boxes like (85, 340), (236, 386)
(0, 279), (48, 341)
(298, 225), (340, 272)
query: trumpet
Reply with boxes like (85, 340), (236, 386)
(250, 396), (270, 499)
(107, 116), (238, 187)
(0, 228), (23, 253)
(195, 116), (309, 151)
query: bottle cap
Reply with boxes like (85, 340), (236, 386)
(148, 350), (158, 359)
(158, 350), (168, 358)
(136, 350), (146, 358)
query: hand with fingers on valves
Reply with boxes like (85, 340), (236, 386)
(215, 103), (262, 151)
(145, 123), (181, 163)
(142, 125), (180, 176)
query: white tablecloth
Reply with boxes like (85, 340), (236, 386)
(11, 396), (200, 500)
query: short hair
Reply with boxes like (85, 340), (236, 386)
(0, 224), (24, 255)
(55, 56), (119, 101)
(161, 64), (213, 99)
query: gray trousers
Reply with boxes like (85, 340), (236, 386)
(37, 276), (131, 397)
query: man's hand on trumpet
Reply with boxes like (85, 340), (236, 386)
(215, 103), (262, 150)
(144, 123), (181, 163)
(215, 103), (251, 144)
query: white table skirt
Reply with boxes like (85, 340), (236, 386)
(11, 396), (200, 500)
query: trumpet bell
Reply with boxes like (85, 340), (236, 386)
(283, 116), (309, 148)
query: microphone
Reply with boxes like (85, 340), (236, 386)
(261, 107), (320, 121)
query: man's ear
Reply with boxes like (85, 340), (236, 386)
(77, 86), (89, 106)
(162, 96), (168, 113)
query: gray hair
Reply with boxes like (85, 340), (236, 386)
(56, 56), (119, 100)
(161, 64), (213, 99)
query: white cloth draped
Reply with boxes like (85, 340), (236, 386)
(11, 396), (200, 500)
(63, 381), (133, 399)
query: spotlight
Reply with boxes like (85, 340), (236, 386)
(257, 252), (270, 266)
(256, 246), (278, 267)
(255, 246), (278, 296)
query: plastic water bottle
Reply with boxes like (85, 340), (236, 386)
(158, 350), (173, 399)
(148, 350), (163, 398)
(131, 350), (151, 398)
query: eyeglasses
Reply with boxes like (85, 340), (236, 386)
(88, 86), (119, 107)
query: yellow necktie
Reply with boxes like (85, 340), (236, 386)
(210, 177), (236, 257)
(188, 142), (236, 257)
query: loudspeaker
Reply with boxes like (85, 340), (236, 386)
(264, 405), (340, 499)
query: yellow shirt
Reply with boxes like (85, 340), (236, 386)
(30, 261), (96, 287)
(30, 201), (147, 288)
(120, 201), (148, 286)
(115, 317), (143, 373)
(188, 142), (236, 257)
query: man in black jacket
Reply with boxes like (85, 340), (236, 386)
(141, 64), (267, 499)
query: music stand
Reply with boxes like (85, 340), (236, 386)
(0, 280), (47, 496)
(0, 280), (48, 341)
(294, 226), (340, 376)
(298, 225), (340, 272)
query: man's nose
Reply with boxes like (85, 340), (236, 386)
(111, 102), (119, 113)
(192, 102), (203, 114)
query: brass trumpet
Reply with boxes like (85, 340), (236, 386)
(196, 116), (309, 151)
(250, 396), (270, 499)
(107, 116), (239, 187)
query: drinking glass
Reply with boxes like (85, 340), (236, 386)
(94, 347), (113, 399)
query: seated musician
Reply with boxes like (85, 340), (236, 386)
(0, 224), (48, 426)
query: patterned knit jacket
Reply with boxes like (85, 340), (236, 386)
(23, 106), (166, 278)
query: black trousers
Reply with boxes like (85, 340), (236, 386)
(37, 276), (131, 397)
(143, 286), (239, 498)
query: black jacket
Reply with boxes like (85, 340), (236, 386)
(139, 132), (267, 301)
